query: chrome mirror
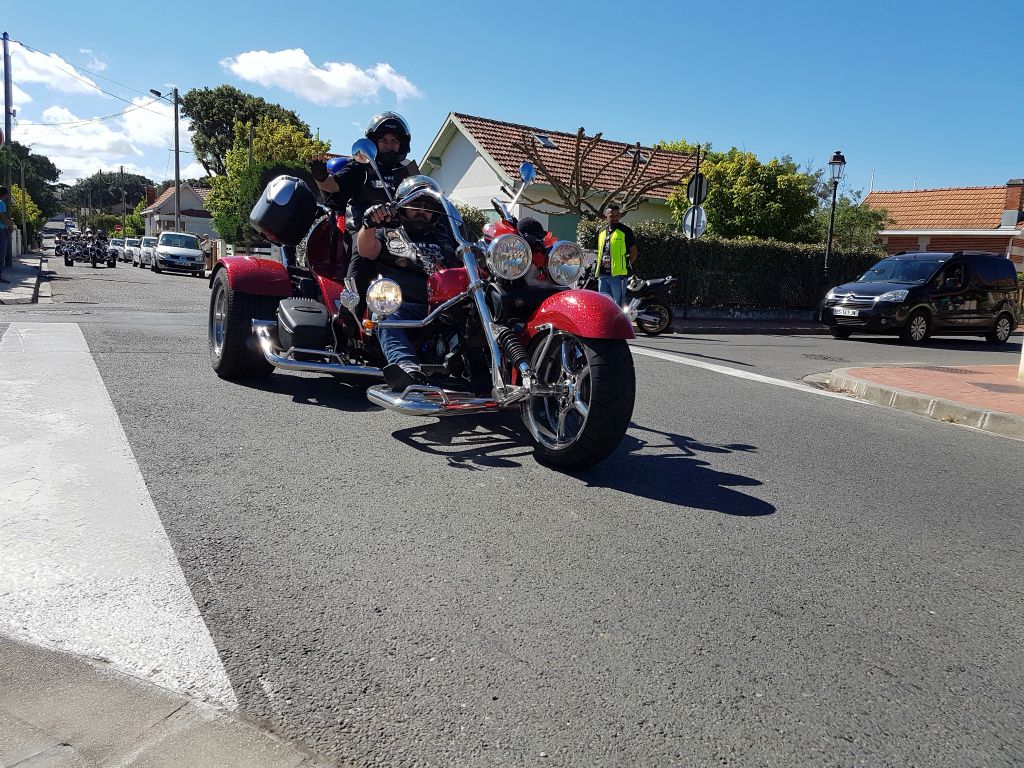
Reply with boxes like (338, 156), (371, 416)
(351, 138), (377, 164)
(519, 162), (536, 184)
(351, 138), (394, 204)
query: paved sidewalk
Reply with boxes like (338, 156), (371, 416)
(829, 363), (1024, 439)
(0, 250), (47, 305)
(0, 633), (339, 767)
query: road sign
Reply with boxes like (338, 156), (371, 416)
(682, 205), (707, 240)
(114, 224), (123, 232)
(687, 172), (708, 205)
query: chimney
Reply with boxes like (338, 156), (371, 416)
(146, 186), (156, 206)
(1002, 179), (1024, 226)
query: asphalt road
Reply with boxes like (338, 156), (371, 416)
(4, 245), (1023, 767)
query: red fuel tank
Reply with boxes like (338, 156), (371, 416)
(428, 267), (470, 304)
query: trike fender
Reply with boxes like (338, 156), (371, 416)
(523, 289), (635, 342)
(209, 256), (291, 298)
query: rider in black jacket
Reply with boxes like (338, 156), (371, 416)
(311, 112), (420, 302)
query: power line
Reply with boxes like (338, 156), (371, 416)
(10, 39), (168, 118)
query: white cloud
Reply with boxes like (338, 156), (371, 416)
(119, 96), (190, 148)
(220, 48), (421, 106)
(10, 42), (102, 96)
(79, 49), (109, 72)
(18, 106), (145, 180)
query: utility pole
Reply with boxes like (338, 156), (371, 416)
(120, 166), (126, 236)
(172, 87), (180, 232)
(3, 31), (12, 267)
(19, 158), (26, 250)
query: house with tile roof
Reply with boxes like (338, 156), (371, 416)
(864, 180), (1024, 271)
(142, 183), (216, 238)
(420, 113), (695, 242)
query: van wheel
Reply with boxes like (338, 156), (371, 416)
(829, 327), (852, 339)
(985, 313), (1014, 344)
(899, 310), (931, 345)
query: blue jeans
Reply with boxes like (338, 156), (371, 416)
(0, 229), (9, 273)
(598, 275), (628, 306)
(377, 301), (428, 367)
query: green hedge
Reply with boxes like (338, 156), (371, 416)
(578, 219), (884, 309)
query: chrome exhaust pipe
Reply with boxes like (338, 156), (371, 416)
(252, 320), (383, 378)
(366, 384), (500, 416)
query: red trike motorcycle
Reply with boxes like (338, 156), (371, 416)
(207, 139), (635, 468)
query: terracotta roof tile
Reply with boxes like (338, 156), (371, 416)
(142, 186), (175, 214)
(453, 113), (695, 200)
(864, 186), (1009, 229)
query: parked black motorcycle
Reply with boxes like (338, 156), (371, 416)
(578, 265), (678, 335)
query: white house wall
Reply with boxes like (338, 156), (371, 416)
(429, 132), (508, 211)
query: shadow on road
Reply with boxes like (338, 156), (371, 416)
(392, 418), (775, 516)
(243, 373), (380, 412)
(846, 335), (1022, 354)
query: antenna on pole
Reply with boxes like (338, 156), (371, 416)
(869, 169), (875, 193)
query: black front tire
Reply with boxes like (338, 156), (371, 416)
(152, 262), (161, 273)
(636, 301), (673, 336)
(107, 260), (116, 268)
(90, 256), (97, 268)
(985, 313), (1014, 344)
(829, 327), (852, 339)
(524, 335), (635, 469)
(64, 258), (73, 267)
(899, 309), (931, 345)
(208, 269), (277, 379)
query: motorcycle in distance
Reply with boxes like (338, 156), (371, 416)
(207, 139), (637, 468)
(577, 263), (678, 336)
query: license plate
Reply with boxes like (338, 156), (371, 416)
(833, 307), (859, 317)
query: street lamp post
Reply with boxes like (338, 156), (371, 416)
(149, 87), (181, 232)
(823, 150), (846, 276)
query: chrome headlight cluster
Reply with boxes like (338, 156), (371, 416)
(367, 278), (403, 316)
(875, 289), (909, 303)
(486, 233), (531, 280)
(546, 241), (584, 286)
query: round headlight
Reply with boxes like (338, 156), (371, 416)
(366, 278), (403, 316)
(486, 233), (531, 280)
(546, 241), (584, 287)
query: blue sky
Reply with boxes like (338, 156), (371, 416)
(6, 0), (1022, 200)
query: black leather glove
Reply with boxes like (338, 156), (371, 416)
(310, 158), (329, 182)
(364, 203), (397, 228)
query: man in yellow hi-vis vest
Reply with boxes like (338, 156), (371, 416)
(595, 203), (638, 306)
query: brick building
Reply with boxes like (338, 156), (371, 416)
(864, 181), (1024, 271)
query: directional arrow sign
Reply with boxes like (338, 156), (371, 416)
(687, 172), (708, 205)
(682, 205), (707, 240)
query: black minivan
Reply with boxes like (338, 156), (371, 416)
(820, 251), (1019, 344)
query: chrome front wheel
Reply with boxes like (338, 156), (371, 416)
(522, 331), (635, 469)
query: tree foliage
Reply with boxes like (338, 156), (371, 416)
(813, 192), (891, 252)
(2, 142), (61, 218)
(455, 204), (486, 242)
(661, 139), (888, 248)
(62, 170), (154, 213)
(206, 116), (328, 244)
(9, 184), (43, 233)
(663, 142), (819, 242)
(181, 85), (311, 177)
(124, 198), (146, 237)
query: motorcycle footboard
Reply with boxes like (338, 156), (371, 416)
(366, 384), (500, 416)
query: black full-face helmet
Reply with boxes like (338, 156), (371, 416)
(365, 111), (411, 166)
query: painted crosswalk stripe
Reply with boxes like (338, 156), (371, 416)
(630, 344), (870, 403)
(0, 322), (237, 708)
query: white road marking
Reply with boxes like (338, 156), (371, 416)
(630, 344), (867, 403)
(0, 323), (237, 709)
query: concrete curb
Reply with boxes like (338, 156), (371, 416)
(669, 323), (828, 335)
(828, 367), (1024, 440)
(0, 633), (340, 767)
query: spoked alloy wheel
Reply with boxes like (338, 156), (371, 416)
(636, 301), (672, 335)
(900, 310), (930, 345)
(522, 331), (635, 469)
(986, 313), (1014, 344)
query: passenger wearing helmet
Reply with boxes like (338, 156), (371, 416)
(355, 185), (457, 388)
